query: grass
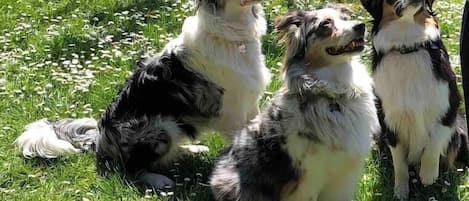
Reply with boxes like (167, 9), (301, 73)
(0, 0), (467, 200)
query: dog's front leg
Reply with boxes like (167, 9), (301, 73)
(419, 149), (440, 186)
(419, 124), (453, 185)
(390, 144), (410, 200)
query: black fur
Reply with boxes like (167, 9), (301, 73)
(424, 40), (461, 127)
(375, 96), (398, 147)
(461, 0), (469, 134)
(210, 104), (298, 201)
(95, 52), (224, 176)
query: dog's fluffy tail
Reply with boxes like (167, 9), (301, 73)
(15, 118), (99, 158)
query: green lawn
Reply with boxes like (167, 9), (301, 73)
(0, 0), (467, 200)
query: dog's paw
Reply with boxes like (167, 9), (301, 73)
(419, 166), (439, 186)
(393, 181), (409, 200)
(140, 173), (175, 189)
(180, 145), (210, 154)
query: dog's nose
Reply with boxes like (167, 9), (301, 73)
(353, 23), (366, 34)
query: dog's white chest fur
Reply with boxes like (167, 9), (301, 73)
(283, 143), (365, 201)
(373, 19), (439, 53)
(169, 12), (271, 135)
(374, 25), (450, 162)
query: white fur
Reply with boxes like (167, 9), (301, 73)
(284, 59), (379, 201)
(374, 49), (453, 198)
(389, 144), (410, 200)
(373, 19), (440, 53)
(168, 5), (270, 137)
(179, 145), (210, 153)
(15, 119), (80, 158)
(374, 50), (451, 162)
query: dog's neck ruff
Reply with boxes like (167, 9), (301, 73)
(387, 41), (433, 55)
(391, 44), (425, 54)
(373, 19), (440, 54)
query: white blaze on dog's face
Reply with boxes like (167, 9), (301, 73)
(275, 5), (366, 69)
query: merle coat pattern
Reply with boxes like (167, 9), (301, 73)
(15, 0), (270, 188)
(210, 5), (379, 201)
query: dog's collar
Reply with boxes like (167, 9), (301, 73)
(389, 43), (427, 54)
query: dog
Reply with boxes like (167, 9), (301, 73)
(360, 0), (469, 199)
(15, 0), (270, 188)
(210, 5), (380, 201)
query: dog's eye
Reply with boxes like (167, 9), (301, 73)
(319, 19), (333, 28)
(316, 19), (333, 37)
(341, 16), (351, 20)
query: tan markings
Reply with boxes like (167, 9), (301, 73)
(380, 0), (399, 28)
(327, 156), (361, 182)
(304, 50), (330, 71)
(414, 10), (438, 28)
(281, 178), (300, 196)
(446, 148), (457, 169)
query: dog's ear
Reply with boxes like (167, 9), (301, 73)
(325, 4), (353, 17)
(275, 11), (310, 68)
(274, 11), (306, 33)
(360, 0), (383, 19)
(424, 0), (436, 15)
(427, 0), (435, 6)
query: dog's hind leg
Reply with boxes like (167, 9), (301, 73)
(390, 144), (409, 200)
(419, 124), (453, 186)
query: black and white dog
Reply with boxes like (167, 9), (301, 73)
(15, 0), (270, 188)
(360, 0), (469, 199)
(210, 5), (379, 201)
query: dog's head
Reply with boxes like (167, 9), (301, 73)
(275, 4), (365, 70)
(197, 0), (262, 16)
(360, 0), (436, 24)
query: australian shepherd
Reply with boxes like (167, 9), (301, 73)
(360, 0), (469, 199)
(15, 0), (270, 188)
(210, 5), (379, 201)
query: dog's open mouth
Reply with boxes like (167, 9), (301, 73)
(326, 38), (365, 56)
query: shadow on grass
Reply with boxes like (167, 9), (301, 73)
(370, 145), (467, 201)
(26, 157), (69, 168)
(129, 153), (216, 201)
